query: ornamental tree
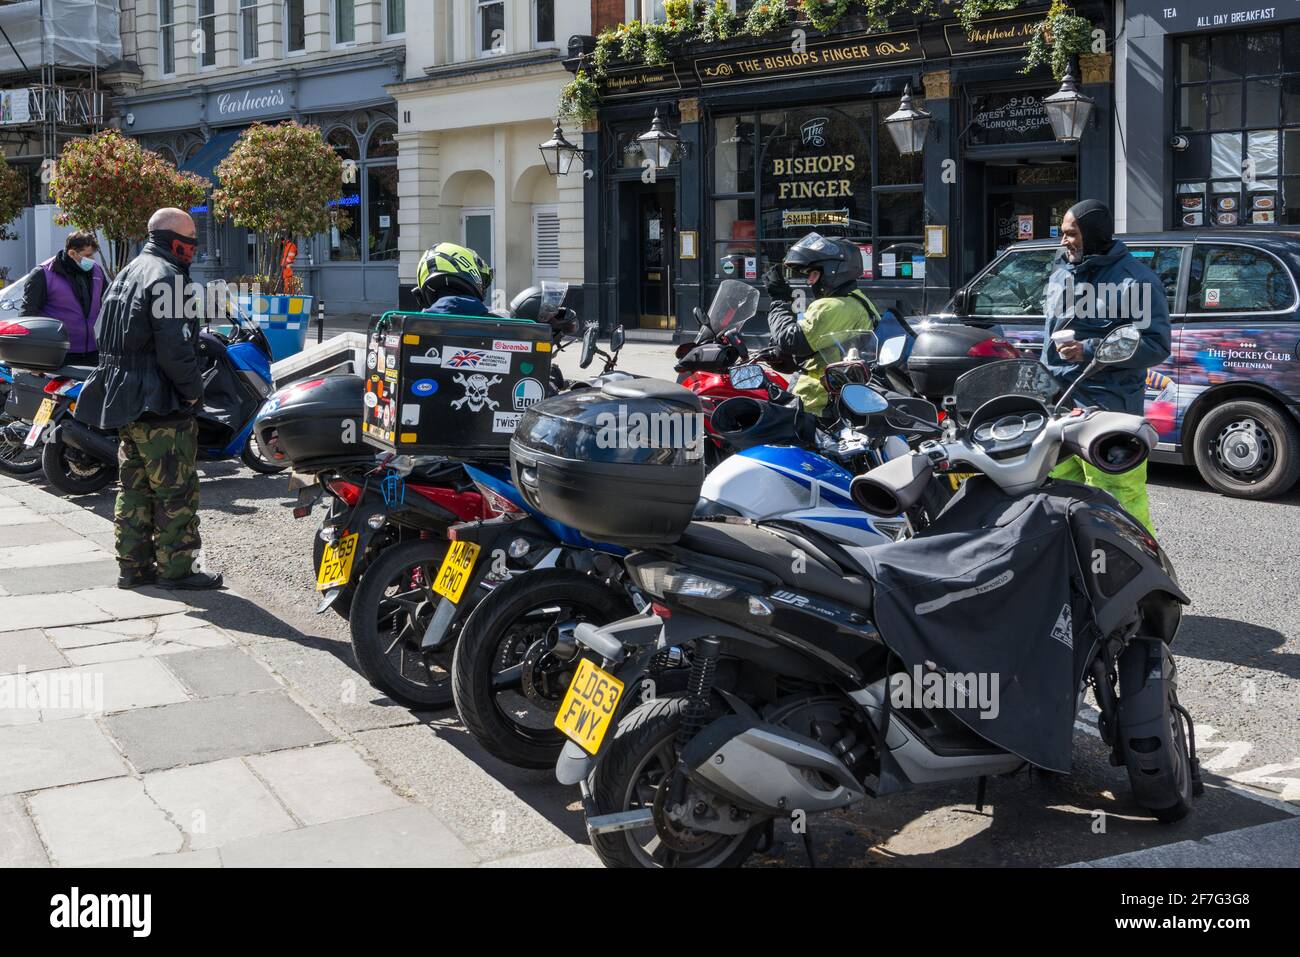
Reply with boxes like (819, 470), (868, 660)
(51, 131), (209, 277)
(212, 121), (344, 295)
(0, 154), (26, 243)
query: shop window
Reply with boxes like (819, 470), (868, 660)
(286, 0), (306, 53)
(966, 248), (1058, 317)
(159, 0), (175, 76)
(327, 128), (361, 262)
(1173, 25), (1300, 228)
(240, 0), (259, 61)
(335, 0), (356, 46)
(1187, 245), (1295, 313)
(367, 123), (398, 159)
(708, 101), (923, 286)
(367, 165), (399, 262)
(198, 0), (216, 68)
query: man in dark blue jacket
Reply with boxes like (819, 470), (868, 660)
(411, 242), (493, 317)
(1042, 200), (1172, 531)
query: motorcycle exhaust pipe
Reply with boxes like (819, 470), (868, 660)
(59, 419), (119, 465)
(850, 454), (934, 518)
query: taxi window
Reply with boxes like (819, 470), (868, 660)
(1187, 245), (1295, 313)
(1127, 246), (1183, 313)
(967, 248), (1057, 316)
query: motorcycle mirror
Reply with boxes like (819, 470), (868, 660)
(610, 325), (626, 354)
(579, 323), (598, 370)
(878, 336), (906, 368)
(1095, 325), (1141, 364)
(728, 363), (766, 391)
(839, 384), (889, 420)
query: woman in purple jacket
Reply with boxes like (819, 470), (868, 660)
(20, 230), (105, 365)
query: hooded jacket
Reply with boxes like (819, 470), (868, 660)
(73, 241), (204, 430)
(1041, 240), (1172, 415)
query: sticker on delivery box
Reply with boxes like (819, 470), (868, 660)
(443, 349), (511, 373)
(492, 340), (533, 353)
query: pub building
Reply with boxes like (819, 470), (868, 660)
(1118, 1), (1300, 233)
(561, 2), (1115, 338)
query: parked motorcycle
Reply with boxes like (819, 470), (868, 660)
(538, 324), (1199, 868)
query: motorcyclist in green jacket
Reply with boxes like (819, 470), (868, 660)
(765, 233), (881, 416)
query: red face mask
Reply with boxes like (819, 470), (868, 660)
(151, 229), (197, 266)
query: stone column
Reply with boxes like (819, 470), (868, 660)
(555, 119), (587, 288)
(396, 130), (442, 285)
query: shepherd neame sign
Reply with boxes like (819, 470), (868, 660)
(214, 87), (288, 118)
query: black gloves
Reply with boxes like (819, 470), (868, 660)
(763, 263), (792, 302)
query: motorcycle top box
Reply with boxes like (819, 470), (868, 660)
(907, 322), (1019, 400)
(254, 374), (371, 473)
(360, 310), (553, 460)
(0, 318), (69, 373)
(510, 378), (706, 547)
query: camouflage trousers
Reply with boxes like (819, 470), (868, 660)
(115, 418), (201, 580)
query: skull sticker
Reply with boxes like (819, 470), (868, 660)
(450, 373), (502, 412)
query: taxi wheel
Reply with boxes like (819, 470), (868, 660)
(1192, 399), (1300, 500)
(451, 570), (633, 770)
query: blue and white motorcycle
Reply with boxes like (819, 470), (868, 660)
(30, 307), (283, 495)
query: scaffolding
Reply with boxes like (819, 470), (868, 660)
(0, 0), (121, 171)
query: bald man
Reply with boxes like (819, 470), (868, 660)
(75, 207), (223, 590)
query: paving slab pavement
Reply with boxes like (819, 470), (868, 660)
(0, 481), (590, 868)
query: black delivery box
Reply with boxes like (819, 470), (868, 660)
(361, 311), (554, 459)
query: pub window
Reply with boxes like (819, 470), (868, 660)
(285, 0), (306, 53)
(327, 128), (362, 262)
(240, 0), (259, 61)
(158, 0), (175, 76)
(198, 0), (216, 68)
(710, 100), (925, 289)
(1173, 25), (1300, 227)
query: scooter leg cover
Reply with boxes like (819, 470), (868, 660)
(1052, 456), (1153, 534)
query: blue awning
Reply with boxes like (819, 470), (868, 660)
(182, 129), (242, 186)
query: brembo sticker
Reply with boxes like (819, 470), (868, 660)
(913, 570), (1014, 616)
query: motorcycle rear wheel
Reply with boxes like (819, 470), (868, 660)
(348, 538), (455, 709)
(589, 696), (763, 869)
(452, 569), (633, 770)
(242, 435), (287, 474)
(41, 433), (116, 495)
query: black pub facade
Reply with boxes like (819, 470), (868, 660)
(568, 2), (1114, 338)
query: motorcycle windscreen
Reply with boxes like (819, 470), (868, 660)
(856, 476), (1095, 774)
(195, 354), (260, 449)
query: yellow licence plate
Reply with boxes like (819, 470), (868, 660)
(316, 533), (359, 591)
(32, 398), (54, 427)
(432, 540), (480, 604)
(554, 658), (625, 755)
(947, 472), (978, 491)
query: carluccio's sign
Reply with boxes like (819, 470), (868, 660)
(695, 29), (923, 86)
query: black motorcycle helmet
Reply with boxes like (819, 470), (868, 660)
(782, 232), (863, 298)
(510, 285), (578, 335)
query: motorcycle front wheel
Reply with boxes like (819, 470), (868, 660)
(589, 696), (764, 869)
(41, 432), (116, 495)
(348, 538), (455, 709)
(452, 569), (634, 770)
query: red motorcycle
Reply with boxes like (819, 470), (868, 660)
(674, 280), (788, 465)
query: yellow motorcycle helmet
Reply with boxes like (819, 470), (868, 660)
(413, 242), (489, 307)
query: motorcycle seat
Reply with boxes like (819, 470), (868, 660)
(600, 377), (700, 410)
(52, 365), (95, 381)
(408, 460), (465, 485)
(676, 520), (872, 610)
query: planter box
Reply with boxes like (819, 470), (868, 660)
(235, 294), (314, 361)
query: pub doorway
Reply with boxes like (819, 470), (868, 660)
(616, 178), (677, 332)
(983, 159), (1078, 260)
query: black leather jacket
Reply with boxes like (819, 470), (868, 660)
(74, 242), (204, 430)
